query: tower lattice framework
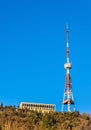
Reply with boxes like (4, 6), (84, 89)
(62, 25), (75, 112)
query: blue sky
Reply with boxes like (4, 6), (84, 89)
(0, 0), (91, 113)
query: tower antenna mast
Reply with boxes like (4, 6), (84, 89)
(62, 25), (75, 112)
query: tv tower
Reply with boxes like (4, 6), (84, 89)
(62, 25), (75, 112)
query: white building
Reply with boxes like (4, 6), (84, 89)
(19, 102), (56, 113)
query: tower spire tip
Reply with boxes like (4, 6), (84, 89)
(66, 24), (68, 30)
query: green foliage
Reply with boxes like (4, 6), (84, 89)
(29, 111), (43, 125)
(0, 105), (91, 130)
(42, 112), (57, 130)
(82, 113), (90, 120)
(0, 103), (3, 109)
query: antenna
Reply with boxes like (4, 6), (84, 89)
(62, 25), (75, 112)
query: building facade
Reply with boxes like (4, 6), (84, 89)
(19, 102), (56, 113)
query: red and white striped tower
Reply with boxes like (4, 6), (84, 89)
(62, 25), (75, 112)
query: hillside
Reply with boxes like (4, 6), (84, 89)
(0, 105), (91, 130)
